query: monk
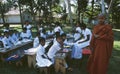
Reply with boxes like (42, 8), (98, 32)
(87, 13), (114, 74)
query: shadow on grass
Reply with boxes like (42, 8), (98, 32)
(108, 49), (120, 74)
(113, 30), (120, 41)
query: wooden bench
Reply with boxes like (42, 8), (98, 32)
(82, 46), (91, 55)
(55, 58), (66, 74)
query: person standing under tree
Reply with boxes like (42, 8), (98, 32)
(87, 13), (114, 74)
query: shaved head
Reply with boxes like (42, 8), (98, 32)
(98, 13), (106, 18)
(97, 13), (106, 25)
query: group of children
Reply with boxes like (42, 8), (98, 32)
(0, 21), (92, 73)
(25, 21), (92, 73)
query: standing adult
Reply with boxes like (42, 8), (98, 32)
(24, 20), (32, 38)
(87, 13), (114, 74)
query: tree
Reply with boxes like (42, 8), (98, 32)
(111, 0), (120, 28)
(77, 0), (88, 22)
(0, 1), (10, 25)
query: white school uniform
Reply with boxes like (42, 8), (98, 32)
(74, 27), (81, 41)
(27, 30), (32, 39)
(33, 37), (39, 48)
(3, 29), (9, 32)
(72, 28), (92, 59)
(40, 33), (47, 39)
(47, 41), (61, 63)
(64, 39), (74, 46)
(36, 44), (52, 67)
(8, 36), (16, 45)
(54, 26), (64, 34)
(24, 24), (32, 38)
(20, 32), (31, 40)
(47, 30), (54, 36)
(2, 36), (13, 48)
(0, 36), (3, 41)
(24, 24), (32, 30)
(12, 33), (18, 42)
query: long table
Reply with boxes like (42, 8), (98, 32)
(0, 40), (33, 62)
(0, 40), (33, 54)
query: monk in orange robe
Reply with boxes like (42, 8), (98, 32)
(87, 13), (114, 74)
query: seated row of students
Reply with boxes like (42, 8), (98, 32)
(0, 27), (33, 48)
(38, 22), (64, 39)
(1, 31), (18, 48)
(72, 23), (92, 59)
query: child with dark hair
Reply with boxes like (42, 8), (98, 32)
(40, 29), (47, 39)
(36, 37), (52, 68)
(73, 22), (82, 42)
(33, 32), (40, 48)
(2, 31), (13, 48)
(20, 28), (31, 40)
(72, 23), (92, 59)
(61, 33), (74, 46)
(47, 27), (54, 38)
(54, 22), (64, 35)
(47, 35), (63, 63)
(24, 20), (32, 38)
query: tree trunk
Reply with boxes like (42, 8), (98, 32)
(77, 0), (81, 22)
(1, 11), (5, 25)
(0, 4), (6, 25)
(18, 0), (23, 28)
(67, 0), (73, 28)
(30, 0), (37, 31)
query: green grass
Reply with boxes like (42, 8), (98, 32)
(0, 25), (120, 74)
(107, 29), (120, 74)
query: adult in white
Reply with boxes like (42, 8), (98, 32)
(72, 23), (92, 59)
(36, 37), (52, 67)
(73, 22), (82, 42)
(23, 20), (32, 38)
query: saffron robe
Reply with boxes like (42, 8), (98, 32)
(87, 24), (114, 74)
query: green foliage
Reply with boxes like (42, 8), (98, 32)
(110, 0), (120, 28)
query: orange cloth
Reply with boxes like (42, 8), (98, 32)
(87, 24), (114, 74)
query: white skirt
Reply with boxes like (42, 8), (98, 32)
(71, 41), (89, 59)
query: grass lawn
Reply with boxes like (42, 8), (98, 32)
(0, 26), (120, 74)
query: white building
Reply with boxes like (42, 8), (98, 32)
(0, 9), (32, 24)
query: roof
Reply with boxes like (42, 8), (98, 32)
(5, 10), (20, 16)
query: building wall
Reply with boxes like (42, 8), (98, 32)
(0, 15), (21, 24)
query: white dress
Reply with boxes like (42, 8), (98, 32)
(54, 26), (64, 34)
(33, 37), (39, 48)
(20, 32), (31, 40)
(36, 45), (52, 67)
(74, 27), (82, 41)
(72, 28), (92, 59)
(2, 36), (12, 48)
(24, 24), (32, 38)
(47, 41), (61, 63)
